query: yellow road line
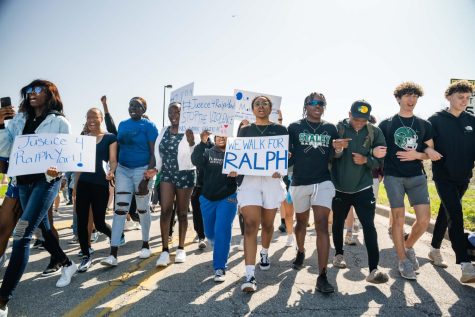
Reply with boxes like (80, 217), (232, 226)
(63, 233), (194, 317)
(97, 238), (195, 317)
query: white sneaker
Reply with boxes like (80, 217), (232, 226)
(428, 248), (448, 268)
(139, 248), (152, 259)
(156, 251), (170, 267)
(198, 239), (207, 249)
(344, 233), (357, 246)
(332, 254), (347, 268)
(101, 255), (118, 267)
(238, 237), (244, 251)
(460, 262), (475, 283)
(56, 261), (78, 287)
(134, 222), (141, 230)
(214, 269), (226, 283)
(124, 220), (136, 232)
(175, 249), (186, 263)
(0, 306), (8, 317)
(286, 235), (295, 247)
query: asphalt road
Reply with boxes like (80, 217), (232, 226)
(1, 204), (474, 317)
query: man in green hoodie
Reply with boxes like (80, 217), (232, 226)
(331, 100), (389, 284)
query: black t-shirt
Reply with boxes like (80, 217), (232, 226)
(237, 123), (288, 138)
(288, 119), (339, 185)
(379, 115), (433, 177)
(78, 133), (117, 187)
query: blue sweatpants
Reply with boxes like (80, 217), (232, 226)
(199, 193), (237, 270)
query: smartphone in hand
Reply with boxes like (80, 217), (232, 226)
(1, 97), (13, 120)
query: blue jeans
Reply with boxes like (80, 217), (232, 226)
(199, 194), (237, 270)
(111, 164), (153, 246)
(0, 179), (65, 301)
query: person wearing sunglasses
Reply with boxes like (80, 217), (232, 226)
(0, 80), (76, 316)
(101, 97), (158, 267)
(287, 92), (341, 293)
(236, 96), (288, 293)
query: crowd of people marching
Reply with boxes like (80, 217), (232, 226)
(0, 79), (474, 316)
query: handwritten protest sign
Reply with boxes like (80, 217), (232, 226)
(170, 82), (194, 104)
(7, 134), (96, 177)
(233, 89), (281, 123)
(222, 135), (288, 176)
(178, 95), (235, 136)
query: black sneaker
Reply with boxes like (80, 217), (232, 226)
(278, 223), (286, 233)
(292, 251), (305, 270)
(241, 276), (257, 293)
(32, 239), (45, 250)
(259, 251), (270, 271)
(42, 260), (62, 276)
(316, 274), (334, 293)
(78, 256), (92, 273)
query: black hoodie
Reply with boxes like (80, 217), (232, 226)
(191, 143), (237, 201)
(428, 109), (475, 184)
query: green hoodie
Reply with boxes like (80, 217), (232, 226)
(331, 119), (386, 193)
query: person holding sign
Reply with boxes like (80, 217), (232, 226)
(235, 96), (288, 293)
(0, 80), (77, 315)
(287, 92), (340, 293)
(191, 131), (238, 282)
(155, 102), (197, 267)
(101, 97), (158, 267)
(331, 100), (389, 284)
(75, 108), (117, 273)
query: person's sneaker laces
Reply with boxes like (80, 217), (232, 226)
(278, 223), (286, 233)
(156, 251), (170, 267)
(139, 248), (152, 259)
(100, 255), (118, 267)
(198, 239), (207, 249)
(241, 275), (257, 292)
(292, 251), (305, 270)
(398, 259), (416, 280)
(77, 256), (92, 273)
(332, 254), (347, 268)
(316, 274), (334, 293)
(405, 247), (419, 271)
(78, 247), (95, 257)
(42, 260), (62, 276)
(259, 251), (270, 270)
(344, 233), (357, 246)
(460, 262), (475, 283)
(366, 269), (389, 284)
(56, 261), (77, 287)
(175, 249), (186, 263)
(428, 248), (448, 268)
(214, 269), (226, 283)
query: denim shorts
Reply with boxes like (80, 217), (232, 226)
(383, 175), (430, 208)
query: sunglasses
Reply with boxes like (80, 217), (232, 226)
(26, 86), (45, 95)
(306, 100), (326, 107)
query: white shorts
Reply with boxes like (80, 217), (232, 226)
(237, 175), (286, 209)
(290, 181), (335, 213)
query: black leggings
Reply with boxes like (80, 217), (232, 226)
(332, 188), (379, 271)
(76, 181), (112, 257)
(431, 180), (469, 264)
(191, 187), (205, 239)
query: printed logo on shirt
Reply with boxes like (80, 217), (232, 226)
(208, 157), (223, 165)
(394, 127), (418, 150)
(298, 131), (331, 153)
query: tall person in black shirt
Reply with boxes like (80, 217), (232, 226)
(287, 92), (341, 293)
(379, 82), (441, 280)
(427, 80), (475, 283)
(237, 96), (288, 293)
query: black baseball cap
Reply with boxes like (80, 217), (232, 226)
(350, 100), (372, 120)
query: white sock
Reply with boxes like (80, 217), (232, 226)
(245, 265), (255, 278)
(260, 248), (268, 255)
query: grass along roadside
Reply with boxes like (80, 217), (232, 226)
(377, 181), (475, 231)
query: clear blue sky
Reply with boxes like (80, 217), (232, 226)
(1, 0), (474, 133)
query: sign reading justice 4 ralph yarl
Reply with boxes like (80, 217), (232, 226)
(222, 135), (289, 176)
(7, 134), (96, 177)
(178, 95), (235, 136)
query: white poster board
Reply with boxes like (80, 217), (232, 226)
(7, 134), (96, 177)
(178, 95), (235, 136)
(170, 82), (194, 104)
(450, 78), (475, 114)
(233, 89), (281, 123)
(222, 135), (289, 176)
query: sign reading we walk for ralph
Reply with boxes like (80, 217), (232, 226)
(222, 135), (289, 176)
